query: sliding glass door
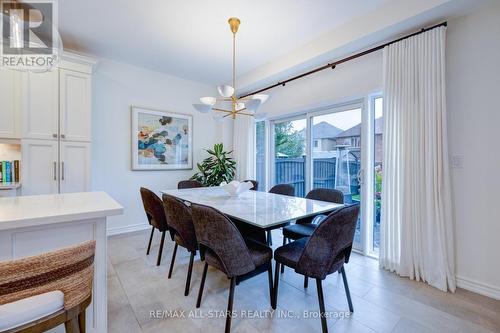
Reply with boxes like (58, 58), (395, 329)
(311, 106), (363, 249)
(272, 117), (307, 197)
(258, 96), (382, 255)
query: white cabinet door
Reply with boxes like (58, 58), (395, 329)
(21, 71), (59, 140)
(60, 141), (91, 193)
(59, 69), (91, 142)
(0, 69), (21, 138)
(21, 139), (59, 195)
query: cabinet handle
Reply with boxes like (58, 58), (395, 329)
(61, 162), (65, 180)
(53, 161), (57, 180)
(61, 134), (66, 139)
(52, 133), (58, 138)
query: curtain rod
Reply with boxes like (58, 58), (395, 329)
(240, 21), (447, 98)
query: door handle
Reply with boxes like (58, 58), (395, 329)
(52, 133), (58, 138)
(61, 134), (66, 139)
(61, 161), (65, 181)
(53, 161), (57, 180)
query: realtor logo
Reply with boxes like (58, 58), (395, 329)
(1, 0), (61, 70)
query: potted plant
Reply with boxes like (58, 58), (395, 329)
(191, 143), (236, 186)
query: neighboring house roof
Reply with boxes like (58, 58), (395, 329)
(336, 117), (383, 138)
(300, 121), (343, 139)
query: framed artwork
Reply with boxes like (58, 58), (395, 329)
(131, 106), (193, 170)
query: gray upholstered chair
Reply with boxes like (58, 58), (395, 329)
(191, 203), (272, 333)
(140, 187), (171, 266)
(273, 204), (360, 333)
(282, 188), (344, 286)
(162, 194), (198, 296)
(243, 180), (258, 191)
(269, 184), (295, 196)
(267, 184), (295, 245)
(177, 180), (204, 189)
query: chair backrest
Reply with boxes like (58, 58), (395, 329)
(296, 188), (344, 225)
(140, 187), (168, 231)
(190, 203), (255, 277)
(178, 180), (204, 189)
(243, 180), (258, 191)
(295, 204), (360, 279)
(269, 184), (295, 197)
(162, 194), (197, 252)
(0, 240), (96, 310)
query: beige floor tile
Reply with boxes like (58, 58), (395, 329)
(107, 230), (500, 333)
(391, 317), (435, 333)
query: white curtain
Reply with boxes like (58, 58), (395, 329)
(233, 116), (255, 180)
(380, 26), (456, 292)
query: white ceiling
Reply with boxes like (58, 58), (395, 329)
(59, 0), (390, 84)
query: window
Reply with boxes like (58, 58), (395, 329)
(311, 107), (362, 248)
(273, 118), (307, 197)
(254, 96), (383, 256)
(373, 96), (383, 252)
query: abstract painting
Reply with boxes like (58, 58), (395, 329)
(131, 106), (193, 170)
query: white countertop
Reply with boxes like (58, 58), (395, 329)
(161, 187), (343, 229)
(0, 191), (123, 231)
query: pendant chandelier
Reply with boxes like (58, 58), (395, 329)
(193, 17), (268, 120)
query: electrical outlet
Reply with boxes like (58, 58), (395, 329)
(451, 155), (464, 169)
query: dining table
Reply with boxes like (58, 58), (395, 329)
(160, 186), (344, 244)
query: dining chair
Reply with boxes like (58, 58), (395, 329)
(269, 184), (295, 196)
(140, 187), (170, 266)
(243, 180), (258, 191)
(162, 194), (198, 296)
(177, 180), (204, 189)
(0, 241), (95, 333)
(191, 203), (273, 333)
(273, 204), (360, 333)
(281, 188), (344, 285)
(267, 184), (295, 245)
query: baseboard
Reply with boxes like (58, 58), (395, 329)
(456, 275), (500, 300)
(107, 223), (150, 236)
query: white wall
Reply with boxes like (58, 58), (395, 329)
(91, 59), (218, 234)
(446, 3), (500, 298)
(257, 52), (382, 118)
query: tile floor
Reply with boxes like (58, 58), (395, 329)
(107, 230), (500, 333)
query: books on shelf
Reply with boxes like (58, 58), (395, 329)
(0, 160), (20, 183)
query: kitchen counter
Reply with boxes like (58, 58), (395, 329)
(0, 191), (123, 230)
(0, 191), (123, 333)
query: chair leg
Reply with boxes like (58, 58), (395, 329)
(184, 251), (195, 296)
(340, 266), (354, 312)
(267, 231), (273, 246)
(156, 230), (166, 266)
(78, 309), (86, 333)
(272, 262), (280, 309)
(168, 243), (178, 278)
(146, 227), (154, 255)
(267, 262), (273, 307)
(280, 237), (286, 274)
(225, 277), (236, 333)
(304, 276), (309, 288)
(316, 279), (328, 333)
(196, 262), (208, 308)
(64, 317), (78, 333)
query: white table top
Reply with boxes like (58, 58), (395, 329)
(161, 187), (343, 229)
(0, 191), (123, 231)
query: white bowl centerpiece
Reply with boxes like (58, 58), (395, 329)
(220, 180), (253, 197)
